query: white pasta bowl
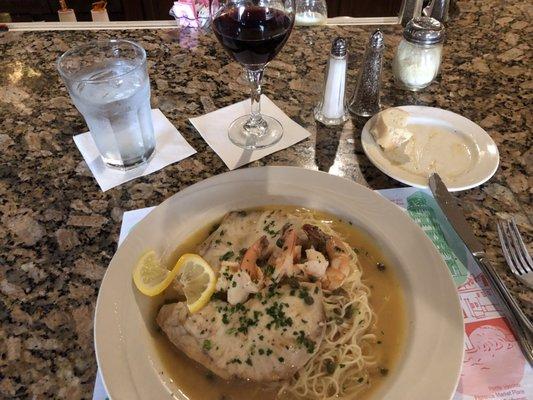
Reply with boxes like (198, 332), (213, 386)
(94, 166), (464, 400)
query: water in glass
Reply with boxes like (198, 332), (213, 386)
(58, 40), (155, 169)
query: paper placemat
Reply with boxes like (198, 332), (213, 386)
(74, 109), (196, 192)
(93, 188), (533, 400)
(189, 95), (310, 170)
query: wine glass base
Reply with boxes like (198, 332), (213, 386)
(228, 115), (283, 150)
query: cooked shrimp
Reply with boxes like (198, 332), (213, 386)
(302, 248), (329, 278)
(271, 226), (301, 280)
(240, 235), (268, 283)
(302, 224), (350, 290)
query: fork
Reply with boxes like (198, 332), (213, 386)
(497, 218), (533, 288)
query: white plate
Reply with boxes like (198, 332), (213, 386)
(361, 106), (499, 191)
(94, 166), (464, 400)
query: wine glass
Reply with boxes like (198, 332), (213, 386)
(211, 0), (295, 149)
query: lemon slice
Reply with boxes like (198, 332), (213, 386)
(177, 254), (217, 313)
(133, 250), (179, 297)
(133, 252), (216, 313)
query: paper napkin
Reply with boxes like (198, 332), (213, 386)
(189, 95), (311, 170)
(73, 109), (196, 192)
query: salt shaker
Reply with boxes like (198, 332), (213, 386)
(349, 30), (385, 117)
(392, 17), (445, 91)
(314, 37), (349, 126)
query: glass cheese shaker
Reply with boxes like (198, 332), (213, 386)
(392, 16), (445, 91)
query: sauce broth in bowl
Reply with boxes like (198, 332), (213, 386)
(150, 206), (406, 400)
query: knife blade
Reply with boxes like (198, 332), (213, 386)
(429, 173), (533, 364)
(428, 174), (484, 255)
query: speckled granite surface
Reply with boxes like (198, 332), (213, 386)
(0, 0), (531, 398)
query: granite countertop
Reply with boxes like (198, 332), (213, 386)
(0, 0), (531, 398)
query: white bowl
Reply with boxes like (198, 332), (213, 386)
(94, 166), (464, 400)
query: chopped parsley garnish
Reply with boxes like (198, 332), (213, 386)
(344, 304), (354, 319)
(278, 357), (284, 363)
(264, 264), (275, 277)
(209, 223), (220, 234)
(325, 359), (336, 374)
(357, 377), (364, 383)
(245, 358), (253, 366)
(258, 348), (265, 355)
(287, 277), (300, 289)
(219, 251), (234, 261)
(202, 340), (212, 351)
(263, 220), (279, 236)
(376, 262), (386, 271)
(296, 331), (316, 353)
(266, 348), (273, 356)
(379, 368), (389, 376)
(266, 283), (280, 298)
(298, 287), (314, 305)
(227, 358), (241, 365)
(219, 229), (225, 236)
(265, 301), (293, 329)
(226, 327), (237, 335)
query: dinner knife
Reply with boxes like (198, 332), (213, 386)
(429, 173), (533, 365)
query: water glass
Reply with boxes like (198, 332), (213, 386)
(57, 40), (155, 169)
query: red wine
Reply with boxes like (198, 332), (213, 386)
(212, 6), (293, 67)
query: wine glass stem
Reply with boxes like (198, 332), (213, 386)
(246, 68), (264, 127)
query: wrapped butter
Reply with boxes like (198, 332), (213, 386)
(370, 108), (413, 151)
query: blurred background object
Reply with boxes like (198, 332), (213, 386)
(91, 1), (109, 22)
(57, 0), (76, 21)
(295, 0), (328, 26)
(0, 0), (407, 22)
(0, 12), (12, 22)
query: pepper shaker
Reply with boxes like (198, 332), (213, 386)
(349, 30), (385, 117)
(314, 37), (349, 126)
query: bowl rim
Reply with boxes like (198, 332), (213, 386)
(94, 166), (464, 400)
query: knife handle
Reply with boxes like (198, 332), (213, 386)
(475, 255), (533, 365)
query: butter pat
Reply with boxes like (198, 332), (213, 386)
(370, 108), (413, 151)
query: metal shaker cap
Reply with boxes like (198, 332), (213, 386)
(331, 37), (347, 57)
(369, 29), (384, 49)
(403, 16), (445, 45)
